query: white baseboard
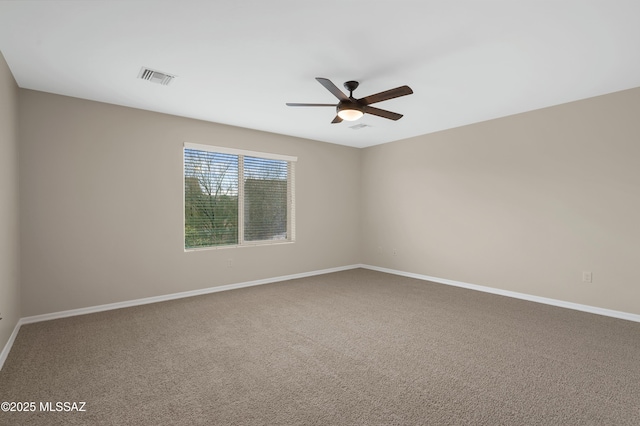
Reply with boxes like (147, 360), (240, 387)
(0, 320), (22, 371)
(19, 264), (360, 325)
(0, 264), (360, 370)
(360, 264), (640, 323)
(4, 262), (638, 370)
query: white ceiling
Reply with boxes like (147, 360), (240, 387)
(1, 1), (639, 148)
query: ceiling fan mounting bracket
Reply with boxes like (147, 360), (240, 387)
(343, 80), (359, 96)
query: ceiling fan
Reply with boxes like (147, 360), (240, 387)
(286, 77), (413, 123)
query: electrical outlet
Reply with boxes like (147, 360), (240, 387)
(392, 248), (398, 256)
(227, 259), (233, 268)
(582, 271), (593, 283)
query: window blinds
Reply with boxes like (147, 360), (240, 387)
(184, 144), (296, 249)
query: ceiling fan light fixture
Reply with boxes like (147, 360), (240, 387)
(337, 105), (364, 121)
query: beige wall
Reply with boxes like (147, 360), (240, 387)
(13, 83), (640, 318)
(18, 90), (361, 317)
(361, 87), (640, 315)
(0, 51), (20, 350)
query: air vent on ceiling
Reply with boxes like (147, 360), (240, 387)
(137, 67), (175, 86)
(349, 123), (371, 130)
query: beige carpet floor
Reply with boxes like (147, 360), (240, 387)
(1, 268), (639, 425)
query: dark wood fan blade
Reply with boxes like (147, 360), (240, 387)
(331, 115), (343, 124)
(286, 103), (337, 107)
(316, 78), (349, 101)
(365, 106), (403, 121)
(360, 85), (413, 105)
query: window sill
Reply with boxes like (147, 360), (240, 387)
(184, 240), (295, 252)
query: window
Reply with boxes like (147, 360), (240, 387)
(183, 143), (296, 250)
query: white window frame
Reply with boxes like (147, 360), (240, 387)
(183, 143), (296, 251)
